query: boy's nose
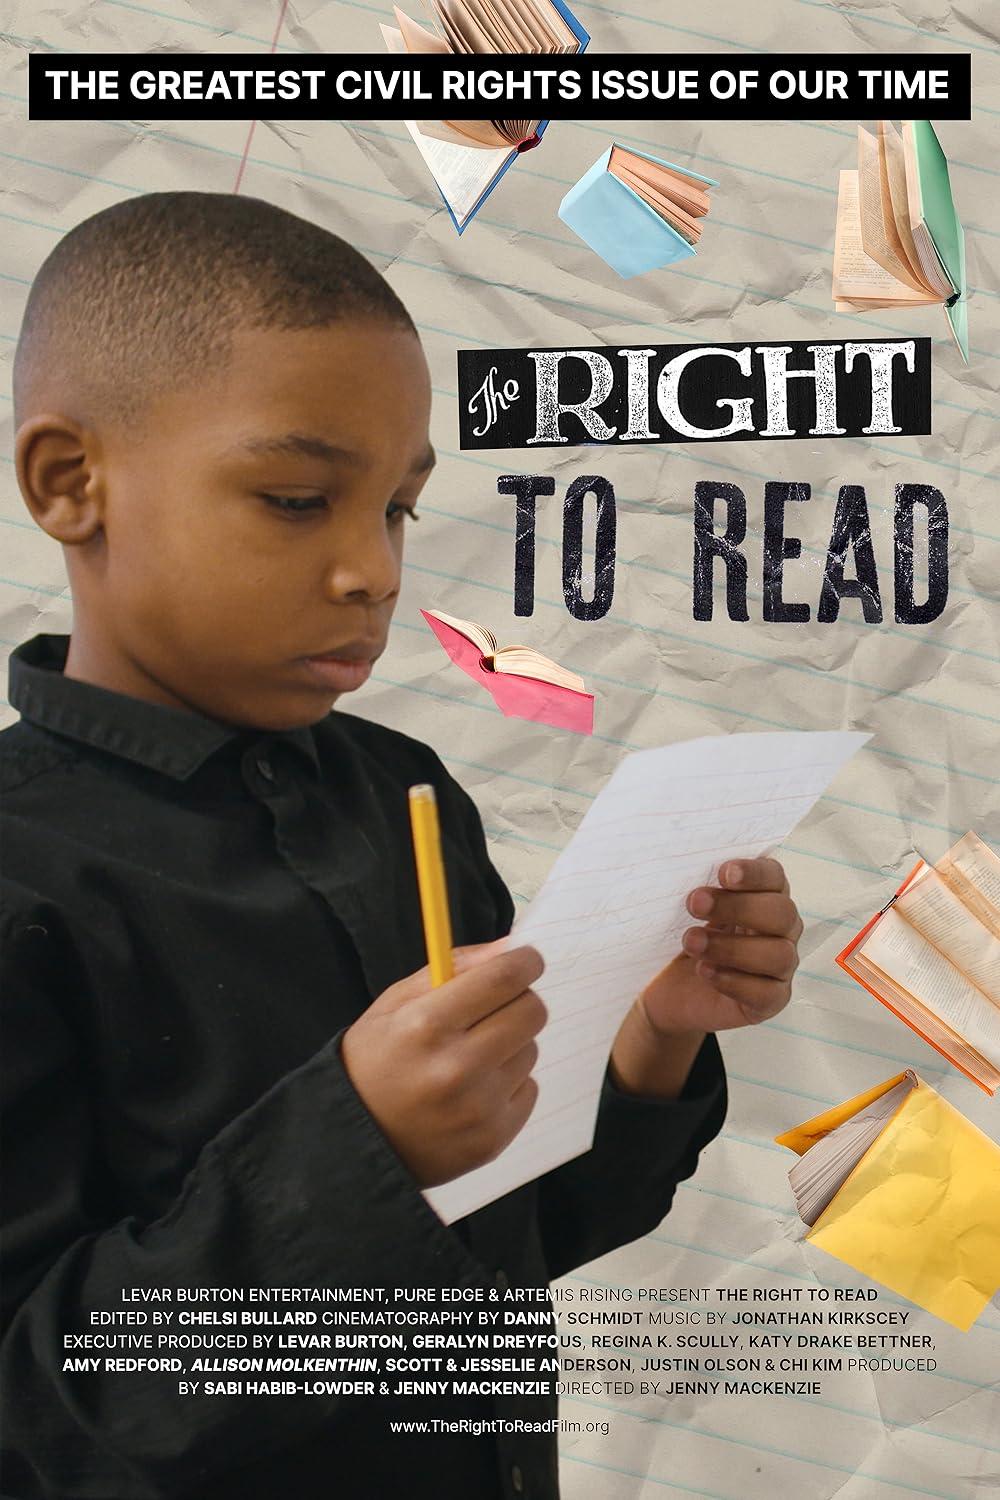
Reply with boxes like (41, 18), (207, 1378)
(322, 522), (400, 606)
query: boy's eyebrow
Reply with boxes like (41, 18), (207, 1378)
(235, 433), (364, 466)
(231, 437), (437, 476)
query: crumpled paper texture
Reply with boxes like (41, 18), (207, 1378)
(1, 1), (998, 1495)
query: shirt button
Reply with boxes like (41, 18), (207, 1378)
(511, 1464), (524, 1494)
(256, 757), (275, 784)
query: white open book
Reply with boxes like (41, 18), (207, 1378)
(832, 121), (967, 360)
(424, 608), (584, 689)
(838, 832), (1000, 1093)
(380, 0), (589, 231)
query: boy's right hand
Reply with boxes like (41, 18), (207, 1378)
(341, 944), (546, 1188)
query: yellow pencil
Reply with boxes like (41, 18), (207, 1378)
(408, 783), (455, 987)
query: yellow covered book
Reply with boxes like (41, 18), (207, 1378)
(777, 1072), (1000, 1332)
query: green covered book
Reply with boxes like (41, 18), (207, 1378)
(832, 120), (968, 362)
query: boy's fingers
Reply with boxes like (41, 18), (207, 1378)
(377, 965), (436, 1007)
(434, 945), (545, 1030)
(701, 968), (791, 1020)
(451, 939), (509, 971)
(684, 930), (798, 981)
(464, 987), (548, 1068)
(494, 1039), (541, 1098)
(686, 889), (802, 939)
(719, 858), (789, 894)
(499, 1075), (540, 1148)
(373, 951), (492, 1009)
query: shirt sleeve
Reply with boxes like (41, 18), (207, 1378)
(0, 902), (492, 1500)
(535, 1034), (728, 1281)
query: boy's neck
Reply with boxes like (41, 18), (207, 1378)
(64, 628), (193, 715)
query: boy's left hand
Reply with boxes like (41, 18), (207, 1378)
(608, 858), (802, 1099)
(644, 857), (803, 1037)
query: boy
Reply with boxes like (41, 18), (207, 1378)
(0, 193), (803, 1499)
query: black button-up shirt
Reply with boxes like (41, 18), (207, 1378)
(0, 635), (726, 1500)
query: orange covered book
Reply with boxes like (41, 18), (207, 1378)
(836, 832), (1000, 1094)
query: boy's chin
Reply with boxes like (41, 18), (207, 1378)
(210, 684), (347, 733)
(189, 654), (380, 731)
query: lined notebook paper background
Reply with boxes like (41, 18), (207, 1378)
(2, 3), (999, 1497)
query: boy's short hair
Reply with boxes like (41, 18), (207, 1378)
(13, 191), (416, 428)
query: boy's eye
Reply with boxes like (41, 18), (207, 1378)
(259, 495), (420, 524)
(261, 493), (328, 515)
(387, 502), (420, 525)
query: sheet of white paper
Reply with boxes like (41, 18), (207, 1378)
(427, 729), (869, 1222)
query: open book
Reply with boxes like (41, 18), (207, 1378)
(833, 120), (967, 361)
(559, 145), (717, 278)
(421, 607), (594, 733)
(837, 832), (1000, 1094)
(777, 1071), (1000, 1331)
(380, 1), (589, 232)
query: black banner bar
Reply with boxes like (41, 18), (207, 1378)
(28, 52), (972, 121)
(456, 340), (932, 449)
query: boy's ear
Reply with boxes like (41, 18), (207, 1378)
(15, 414), (106, 545)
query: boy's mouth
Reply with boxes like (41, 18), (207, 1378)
(299, 644), (379, 694)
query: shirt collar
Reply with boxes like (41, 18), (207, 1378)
(8, 635), (320, 781)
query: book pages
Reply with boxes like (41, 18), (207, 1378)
(422, 607), (583, 688)
(833, 170), (938, 305)
(788, 1073), (915, 1225)
(424, 607), (498, 657)
(522, 0), (578, 48)
(845, 950), (1000, 1089)
(480, 0), (533, 48)
(436, 0), (496, 52)
(401, 121), (514, 224)
(428, 0), (470, 51)
(857, 125), (927, 292)
(500, 0), (560, 49)
(939, 831), (1000, 935)
(878, 119), (931, 288)
(490, 647), (585, 691)
(611, 165), (702, 243)
(858, 907), (1000, 1064)
(612, 148), (712, 213)
(391, 6), (449, 52)
(896, 866), (1000, 1003)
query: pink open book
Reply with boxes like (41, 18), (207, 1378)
(421, 609), (594, 735)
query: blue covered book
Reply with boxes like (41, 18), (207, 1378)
(380, 0), (589, 233)
(559, 144), (718, 278)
